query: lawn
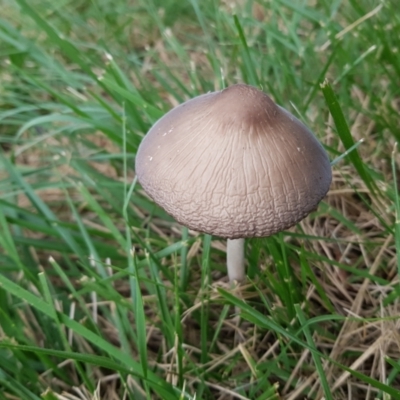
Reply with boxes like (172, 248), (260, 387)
(1, 0), (400, 399)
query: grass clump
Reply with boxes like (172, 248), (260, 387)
(1, 0), (400, 399)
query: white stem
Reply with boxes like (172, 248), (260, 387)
(226, 238), (245, 282)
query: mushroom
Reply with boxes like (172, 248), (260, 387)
(135, 84), (331, 283)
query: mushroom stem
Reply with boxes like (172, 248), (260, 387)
(226, 238), (245, 282)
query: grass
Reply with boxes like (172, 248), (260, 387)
(0, 0), (400, 398)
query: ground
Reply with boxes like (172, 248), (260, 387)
(0, 0), (399, 399)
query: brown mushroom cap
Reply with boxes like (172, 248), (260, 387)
(135, 84), (332, 239)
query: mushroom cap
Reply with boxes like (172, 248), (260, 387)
(135, 84), (332, 239)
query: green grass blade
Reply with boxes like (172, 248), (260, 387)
(392, 143), (400, 278)
(233, 15), (259, 86)
(295, 305), (333, 400)
(320, 79), (377, 194)
(200, 234), (212, 365)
